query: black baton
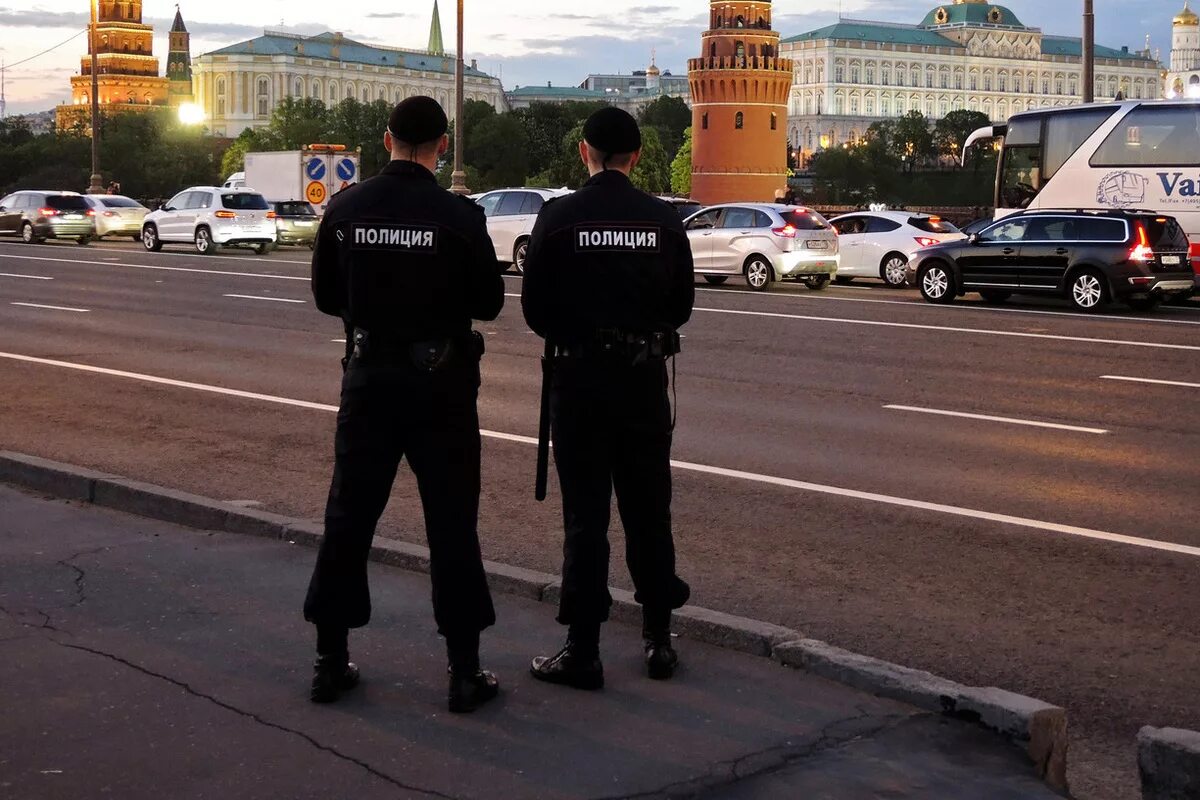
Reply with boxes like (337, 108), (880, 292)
(535, 340), (553, 502)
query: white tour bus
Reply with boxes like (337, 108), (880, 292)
(964, 100), (1200, 290)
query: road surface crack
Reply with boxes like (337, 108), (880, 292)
(596, 708), (913, 800)
(55, 641), (461, 799)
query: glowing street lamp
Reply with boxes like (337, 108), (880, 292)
(178, 103), (204, 125)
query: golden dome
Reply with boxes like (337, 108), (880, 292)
(1176, 1), (1199, 26)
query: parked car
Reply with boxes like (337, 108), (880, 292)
(829, 211), (965, 287)
(657, 196), (703, 219)
(141, 187), (276, 255)
(684, 204), (838, 291)
(960, 217), (994, 237)
(271, 200), (319, 248)
(83, 194), (149, 240)
(910, 209), (1193, 312)
(0, 191), (96, 245)
(473, 187), (571, 273)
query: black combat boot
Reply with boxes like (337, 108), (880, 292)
(310, 625), (361, 704)
(446, 631), (500, 713)
(531, 623), (604, 690)
(643, 608), (679, 681)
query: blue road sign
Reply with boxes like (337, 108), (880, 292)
(336, 158), (357, 182)
(305, 158), (327, 181)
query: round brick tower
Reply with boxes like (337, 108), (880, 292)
(688, 1), (793, 204)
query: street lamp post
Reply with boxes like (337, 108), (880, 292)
(87, 0), (103, 193)
(449, 0), (469, 195)
(1083, 0), (1095, 103)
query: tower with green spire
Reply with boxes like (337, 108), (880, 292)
(167, 5), (194, 107)
(428, 0), (445, 56)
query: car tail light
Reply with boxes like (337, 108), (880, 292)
(771, 225), (797, 238)
(39, 207), (59, 217)
(1129, 221), (1154, 262)
(103, 210), (116, 217)
(914, 237), (939, 248)
(266, 211), (277, 219)
(1189, 241), (1200, 274)
(86, 209), (97, 217)
(214, 210), (237, 219)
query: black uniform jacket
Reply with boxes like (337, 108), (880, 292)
(311, 160), (504, 339)
(521, 170), (695, 343)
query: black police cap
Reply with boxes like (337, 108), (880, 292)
(387, 96), (448, 145)
(583, 106), (642, 155)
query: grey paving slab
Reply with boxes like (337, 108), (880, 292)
(0, 486), (1060, 799)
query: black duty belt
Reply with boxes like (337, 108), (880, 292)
(351, 328), (484, 371)
(552, 329), (681, 363)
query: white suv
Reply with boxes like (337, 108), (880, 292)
(142, 187), (276, 255)
(474, 188), (571, 273)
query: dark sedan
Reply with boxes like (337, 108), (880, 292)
(909, 209), (1193, 312)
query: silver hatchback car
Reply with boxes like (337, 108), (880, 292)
(685, 204), (839, 291)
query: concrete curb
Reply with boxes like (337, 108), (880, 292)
(774, 640), (1068, 791)
(0, 450), (1068, 791)
(1138, 726), (1200, 800)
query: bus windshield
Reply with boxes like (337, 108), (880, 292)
(997, 108), (1117, 210)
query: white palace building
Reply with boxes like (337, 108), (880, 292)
(780, 0), (1163, 161)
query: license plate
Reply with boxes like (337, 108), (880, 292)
(1162, 255), (1181, 265)
(63, 214), (82, 220)
(295, 221), (314, 227)
(806, 240), (829, 249)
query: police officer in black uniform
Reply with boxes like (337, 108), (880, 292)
(522, 107), (695, 689)
(304, 96), (505, 713)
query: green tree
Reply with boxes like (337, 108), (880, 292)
(545, 122), (589, 189)
(638, 95), (691, 162)
(670, 126), (692, 195)
(261, 97), (329, 149)
(630, 126), (670, 193)
(220, 128), (264, 179)
(466, 112), (530, 190)
(933, 109), (992, 165)
(890, 111), (934, 173)
(326, 98), (392, 176)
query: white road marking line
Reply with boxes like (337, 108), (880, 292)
(693, 285), (1200, 326)
(884, 404), (1108, 435)
(695, 306), (1200, 352)
(0, 241), (310, 266)
(0, 272), (53, 280)
(332, 338), (347, 343)
(1101, 375), (1200, 389)
(223, 294), (306, 304)
(2, 349), (1197, 560)
(0, 254), (308, 282)
(10, 302), (89, 313)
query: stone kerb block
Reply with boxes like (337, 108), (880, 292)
(1138, 726), (1200, 800)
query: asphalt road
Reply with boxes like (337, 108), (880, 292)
(1, 237), (1198, 799)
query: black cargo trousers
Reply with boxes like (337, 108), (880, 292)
(550, 356), (690, 625)
(303, 348), (495, 638)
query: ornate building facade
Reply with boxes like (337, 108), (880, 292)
(1166, 2), (1200, 97)
(780, 0), (1162, 163)
(191, 4), (505, 138)
(688, 1), (793, 203)
(56, 0), (171, 129)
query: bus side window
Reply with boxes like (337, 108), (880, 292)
(1091, 105), (1200, 167)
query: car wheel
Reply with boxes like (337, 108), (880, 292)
(76, 236), (92, 246)
(880, 253), (909, 287)
(834, 276), (853, 285)
(1127, 297), (1160, 312)
(195, 227), (218, 255)
(703, 275), (728, 285)
(802, 275), (830, 291)
(1068, 269), (1108, 313)
(979, 290), (1011, 304)
(744, 256), (774, 291)
(142, 225), (163, 252)
(917, 261), (956, 304)
(513, 239), (529, 274)
(20, 222), (40, 244)
(253, 243), (270, 255)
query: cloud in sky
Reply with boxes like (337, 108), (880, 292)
(0, 0), (1185, 114)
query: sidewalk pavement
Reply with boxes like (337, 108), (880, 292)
(0, 486), (1061, 800)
